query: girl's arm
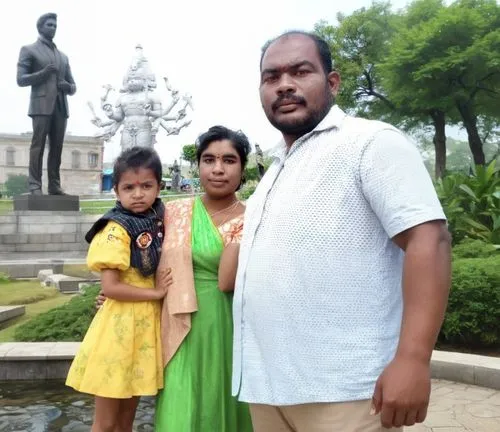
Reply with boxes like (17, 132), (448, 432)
(218, 243), (240, 292)
(101, 269), (170, 301)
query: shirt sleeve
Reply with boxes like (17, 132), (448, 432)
(86, 221), (131, 272)
(360, 128), (446, 238)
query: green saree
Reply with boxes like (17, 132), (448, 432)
(155, 197), (253, 431)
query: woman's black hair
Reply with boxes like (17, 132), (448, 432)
(195, 125), (252, 170)
(112, 147), (162, 187)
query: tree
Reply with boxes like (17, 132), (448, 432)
(181, 144), (197, 167)
(315, 2), (454, 178)
(382, 0), (500, 167)
(314, 2), (397, 117)
(5, 174), (29, 196)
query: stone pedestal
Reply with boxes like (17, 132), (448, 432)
(13, 194), (80, 212)
(0, 210), (98, 254)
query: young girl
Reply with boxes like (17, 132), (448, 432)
(66, 147), (171, 432)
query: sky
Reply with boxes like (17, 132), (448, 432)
(1, 0), (415, 164)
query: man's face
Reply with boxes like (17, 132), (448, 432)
(259, 34), (340, 139)
(40, 18), (57, 40)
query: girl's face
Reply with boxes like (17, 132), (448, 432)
(115, 167), (160, 213)
(199, 139), (243, 199)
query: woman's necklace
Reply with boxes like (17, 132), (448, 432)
(208, 199), (239, 218)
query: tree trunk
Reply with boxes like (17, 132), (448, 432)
(456, 101), (485, 166)
(430, 109), (447, 179)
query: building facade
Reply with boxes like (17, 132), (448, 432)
(0, 133), (104, 196)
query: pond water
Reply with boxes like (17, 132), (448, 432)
(0, 381), (154, 431)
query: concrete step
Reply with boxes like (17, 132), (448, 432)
(0, 306), (26, 324)
(45, 274), (99, 293)
(0, 259), (86, 279)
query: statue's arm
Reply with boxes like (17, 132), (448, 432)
(148, 97), (179, 119)
(16, 46), (51, 87)
(103, 102), (124, 122)
(64, 60), (77, 96)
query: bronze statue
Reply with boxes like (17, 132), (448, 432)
(16, 13), (76, 195)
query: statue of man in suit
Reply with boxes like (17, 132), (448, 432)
(16, 13), (76, 195)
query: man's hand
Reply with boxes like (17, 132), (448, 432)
(57, 80), (72, 93)
(95, 291), (107, 310)
(43, 64), (58, 74)
(371, 355), (431, 428)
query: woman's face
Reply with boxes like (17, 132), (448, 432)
(199, 139), (242, 199)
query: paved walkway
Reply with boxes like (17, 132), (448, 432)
(408, 380), (500, 431)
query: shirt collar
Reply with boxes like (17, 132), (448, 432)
(38, 36), (56, 49)
(269, 105), (347, 161)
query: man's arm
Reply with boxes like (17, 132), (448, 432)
(393, 221), (451, 363)
(16, 46), (54, 87)
(63, 59), (77, 95)
(360, 128), (451, 428)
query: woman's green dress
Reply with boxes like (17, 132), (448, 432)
(155, 197), (253, 431)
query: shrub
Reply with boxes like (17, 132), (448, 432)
(435, 161), (500, 245)
(14, 285), (100, 342)
(4, 174), (29, 196)
(439, 255), (500, 348)
(0, 272), (10, 284)
(238, 181), (257, 201)
(452, 239), (499, 259)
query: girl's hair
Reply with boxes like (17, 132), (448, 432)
(112, 147), (162, 187)
(195, 126), (252, 169)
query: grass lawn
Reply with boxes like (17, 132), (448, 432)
(0, 199), (12, 215)
(0, 280), (75, 342)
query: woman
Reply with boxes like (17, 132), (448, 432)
(155, 125), (253, 430)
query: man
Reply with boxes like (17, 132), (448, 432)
(232, 31), (451, 431)
(17, 13), (77, 195)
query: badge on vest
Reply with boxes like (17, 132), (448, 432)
(136, 232), (153, 249)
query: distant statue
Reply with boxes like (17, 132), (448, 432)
(16, 13), (77, 195)
(88, 45), (193, 151)
(255, 144), (265, 179)
(171, 159), (181, 192)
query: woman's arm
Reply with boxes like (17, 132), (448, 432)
(101, 269), (169, 301)
(218, 243), (240, 292)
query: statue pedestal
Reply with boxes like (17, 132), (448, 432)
(13, 194), (80, 212)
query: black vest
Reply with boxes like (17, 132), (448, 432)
(85, 199), (165, 277)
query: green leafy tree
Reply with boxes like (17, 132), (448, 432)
(5, 174), (29, 196)
(315, 2), (454, 178)
(181, 144), (197, 168)
(314, 2), (397, 117)
(381, 0), (500, 168)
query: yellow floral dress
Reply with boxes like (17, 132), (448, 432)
(66, 221), (163, 398)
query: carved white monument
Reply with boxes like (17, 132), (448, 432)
(88, 45), (193, 150)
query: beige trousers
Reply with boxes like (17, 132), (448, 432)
(250, 399), (403, 432)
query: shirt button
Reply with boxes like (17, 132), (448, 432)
(158, 232), (163, 238)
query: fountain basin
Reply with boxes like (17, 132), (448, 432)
(0, 380), (154, 431)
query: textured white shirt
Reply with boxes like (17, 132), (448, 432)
(232, 106), (446, 405)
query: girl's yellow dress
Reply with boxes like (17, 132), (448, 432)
(66, 221), (163, 398)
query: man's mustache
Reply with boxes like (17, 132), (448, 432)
(272, 94), (306, 111)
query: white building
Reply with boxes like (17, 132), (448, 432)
(0, 132), (104, 196)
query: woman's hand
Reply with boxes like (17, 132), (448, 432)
(154, 267), (173, 299)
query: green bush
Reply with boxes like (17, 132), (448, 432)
(452, 239), (499, 259)
(4, 174), (29, 196)
(14, 285), (100, 342)
(0, 272), (10, 284)
(238, 181), (258, 201)
(435, 161), (500, 245)
(439, 255), (500, 348)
